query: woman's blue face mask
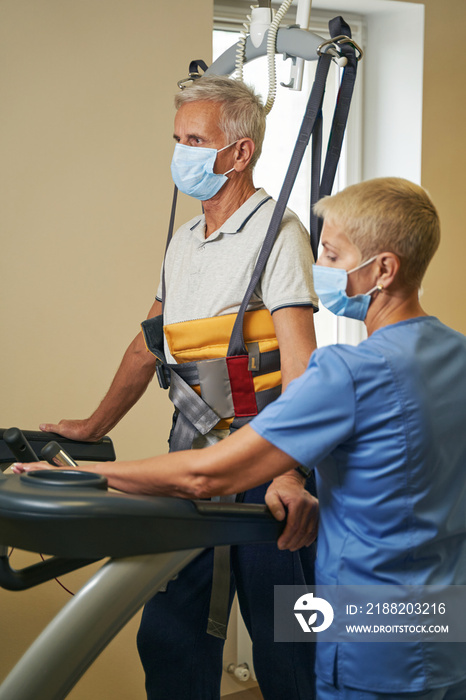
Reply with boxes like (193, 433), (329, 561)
(312, 256), (381, 321)
(170, 141), (237, 201)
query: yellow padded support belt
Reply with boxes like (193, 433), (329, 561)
(164, 308), (278, 362)
(163, 309), (281, 429)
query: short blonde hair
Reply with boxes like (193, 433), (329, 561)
(314, 177), (440, 289)
(174, 75), (266, 169)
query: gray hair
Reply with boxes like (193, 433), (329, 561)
(174, 75), (266, 169)
(314, 177), (440, 290)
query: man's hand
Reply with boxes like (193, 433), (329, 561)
(12, 461), (56, 474)
(265, 470), (318, 551)
(39, 419), (102, 442)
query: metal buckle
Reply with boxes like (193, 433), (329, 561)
(177, 73), (202, 90)
(317, 35), (364, 64)
(177, 62), (208, 90)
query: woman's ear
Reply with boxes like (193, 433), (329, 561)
(376, 252), (401, 290)
(233, 138), (255, 172)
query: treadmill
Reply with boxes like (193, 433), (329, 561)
(0, 429), (283, 700)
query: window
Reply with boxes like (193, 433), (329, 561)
(213, 3), (366, 346)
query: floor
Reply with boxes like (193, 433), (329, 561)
(225, 688), (263, 700)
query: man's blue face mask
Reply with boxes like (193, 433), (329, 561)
(312, 256), (382, 321)
(170, 141), (237, 201)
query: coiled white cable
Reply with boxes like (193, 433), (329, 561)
(235, 6), (257, 82)
(234, 1), (294, 115)
(264, 0), (293, 114)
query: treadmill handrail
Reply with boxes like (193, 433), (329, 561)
(0, 472), (284, 561)
(0, 427), (116, 464)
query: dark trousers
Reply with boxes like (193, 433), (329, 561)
(137, 482), (316, 700)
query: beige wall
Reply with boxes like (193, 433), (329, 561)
(414, 0), (466, 333)
(1, 0), (466, 697)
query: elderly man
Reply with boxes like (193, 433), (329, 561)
(39, 76), (319, 699)
(22, 177), (466, 700)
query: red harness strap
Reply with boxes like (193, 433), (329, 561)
(225, 355), (258, 417)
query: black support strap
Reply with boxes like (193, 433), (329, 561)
(312, 16), (358, 250)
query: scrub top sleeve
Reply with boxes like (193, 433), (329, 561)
(250, 347), (356, 469)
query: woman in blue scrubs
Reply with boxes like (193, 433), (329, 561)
(15, 177), (466, 700)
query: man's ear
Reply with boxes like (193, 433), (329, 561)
(376, 252), (401, 290)
(233, 138), (255, 171)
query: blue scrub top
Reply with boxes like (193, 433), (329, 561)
(251, 316), (466, 693)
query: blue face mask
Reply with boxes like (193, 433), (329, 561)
(312, 256), (381, 321)
(170, 141), (237, 201)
